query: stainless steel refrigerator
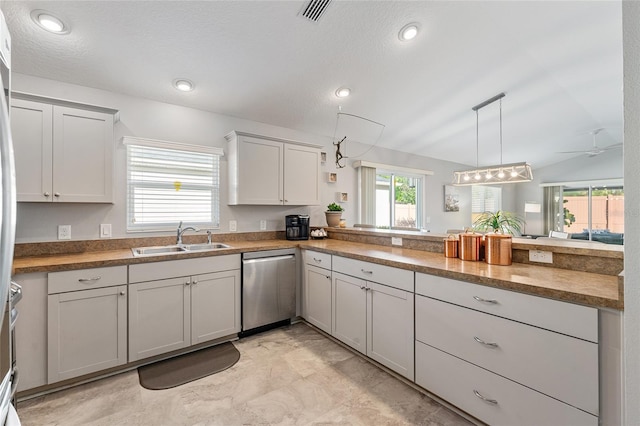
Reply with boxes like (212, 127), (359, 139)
(0, 9), (21, 426)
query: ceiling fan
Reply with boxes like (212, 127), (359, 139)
(557, 128), (622, 157)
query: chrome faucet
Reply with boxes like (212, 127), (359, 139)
(176, 221), (198, 245)
(207, 230), (212, 244)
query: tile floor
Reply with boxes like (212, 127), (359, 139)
(17, 323), (475, 425)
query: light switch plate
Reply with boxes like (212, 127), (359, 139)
(100, 224), (112, 238)
(260, 220), (267, 231)
(229, 220), (237, 232)
(58, 225), (71, 240)
(392, 237), (403, 246)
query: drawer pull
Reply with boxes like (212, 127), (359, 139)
(360, 286), (366, 290)
(119, 291), (126, 296)
(78, 276), (101, 283)
(474, 336), (499, 348)
(360, 269), (373, 274)
(473, 296), (498, 304)
(473, 389), (498, 405)
(192, 279), (198, 285)
(326, 275), (331, 280)
(313, 258), (322, 263)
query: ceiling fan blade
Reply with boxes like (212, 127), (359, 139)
(601, 143), (623, 151)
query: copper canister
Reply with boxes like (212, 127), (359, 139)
(459, 233), (482, 261)
(485, 234), (513, 265)
(443, 236), (458, 258)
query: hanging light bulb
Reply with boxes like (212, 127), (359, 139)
(510, 167), (518, 177)
(463, 173), (470, 181)
(498, 168), (505, 178)
(485, 170), (492, 179)
(474, 172), (482, 180)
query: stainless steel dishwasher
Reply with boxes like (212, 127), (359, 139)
(241, 249), (296, 335)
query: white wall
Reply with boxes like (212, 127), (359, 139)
(623, 1), (640, 423)
(12, 73), (471, 242)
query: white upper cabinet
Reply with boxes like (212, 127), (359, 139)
(11, 96), (116, 203)
(226, 131), (321, 205)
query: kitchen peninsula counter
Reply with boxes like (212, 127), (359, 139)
(12, 237), (622, 310)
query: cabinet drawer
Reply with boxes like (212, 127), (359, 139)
(129, 254), (240, 283)
(333, 256), (413, 292)
(416, 295), (598, 415)
(415, 342), (597, 426)
(303, 250), (331, 270)
(48, 266), (127, 294)
(415, 272), (597, 342)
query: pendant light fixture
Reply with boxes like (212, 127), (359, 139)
(453, 92), (533, 186)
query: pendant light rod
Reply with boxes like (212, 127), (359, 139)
(471, 92), (506, 112)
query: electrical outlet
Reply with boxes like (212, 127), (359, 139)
(260, 220), (267, 231)
(529, 250), (553, 264)
(58, 225), (71, 240)
(229, 220), (237, 232)
(426, 216), (431, 224)
(392, 237), (403, 246)
(100, 224), (112, 238)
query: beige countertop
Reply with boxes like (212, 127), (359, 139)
(12, 238), (622, 310)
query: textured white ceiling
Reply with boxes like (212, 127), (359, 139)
(1, 1), (623, 169)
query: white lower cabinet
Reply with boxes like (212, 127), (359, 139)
(128, 255), (241, 362)
(303, 264), (332, 334)
(47, 266), (128, 384)
(416, 342), (597, 426)
(415, 272), (599, 425)
(331, 256), (414, 380)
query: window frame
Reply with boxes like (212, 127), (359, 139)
(124, 136), (223, 233)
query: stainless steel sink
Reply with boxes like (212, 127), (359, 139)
(131, 243), (231, 257)
(184, 243), (230, 251)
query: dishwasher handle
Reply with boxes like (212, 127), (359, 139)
(242, 254), (295, 265)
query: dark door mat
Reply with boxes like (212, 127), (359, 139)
(138, 342), (240, 390)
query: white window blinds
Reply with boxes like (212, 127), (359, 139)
(472, 185), (502, 213)
(125, 137), (222, 231)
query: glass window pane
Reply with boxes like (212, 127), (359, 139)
(394, 176), (417, 228)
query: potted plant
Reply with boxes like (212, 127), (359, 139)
(325, 202), (344, 227)
(472, 210), (524, 235)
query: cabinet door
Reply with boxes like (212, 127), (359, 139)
(52, 106), (114, 203)
(129, 277), (190, 361)
(11, 99), (53, 202)
(283, 144), (320, 205)
(332, 272), (366, 354)
(367, 281), (414, 380)
(304, 264), (332, 334)
(191, 270), (241, 344)
(236, 136), (283, 204)
(47, 285), (127, 383)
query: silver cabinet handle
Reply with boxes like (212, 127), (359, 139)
(473, 296), (498, 304)
(54, 192), (60, 197)
(119, 291), (126, 296)
(192, 279), (198, 285)
(361, 269), (373, 274)
(185, 280), (191, 286)
(473, 389), (498, 405)
(313, 258), (322, 263)
(474, 336), (499, 348)
(44, 192), (50, 197)
(360, 286), (366, 290)
(78, 276), (101, 282)
(325, 275), (331, 280)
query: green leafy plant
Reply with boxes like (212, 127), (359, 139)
(563, 199), (576, 228)
(327, 202), (344, 212)
(472, 210), (524, 235)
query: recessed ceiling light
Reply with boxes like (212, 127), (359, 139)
(173, 79), (194, 92)
(31, 10), (70, 34)
(399, 23), (419, 41)
(335, 87), (351, 98)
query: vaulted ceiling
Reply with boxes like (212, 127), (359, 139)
(1, 1), (623, 169)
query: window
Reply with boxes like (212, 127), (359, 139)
(125, 137), (222, 232)
(471, 185), (502, 223)
(542, 179), (624, 245)
(356, 161), (431, 230)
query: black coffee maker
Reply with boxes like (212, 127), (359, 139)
(286, 215), (310, 240)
